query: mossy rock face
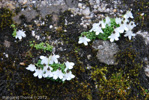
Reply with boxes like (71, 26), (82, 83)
(0, 8), (14, 30)
(0, 1), (149, 99)
(90, 35), (149, 99)
(115, 35), (149, 97)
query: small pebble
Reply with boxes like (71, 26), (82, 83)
(20, 62), (25, 66)
(113, 9), (117, 12)
(49, 25), (53, 29)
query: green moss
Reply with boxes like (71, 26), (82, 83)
(0, 8), (14, 30)
(90, 64), (148, 99)
(29, 41), (53, 52)
(58, 10), (72, 27)
(114, 46), (148, 99)
(100, 73), (130, 99)
(56, 26), (64, 33)
(115, 48), (142, 78)
(91, 66), (108, 82)
(91, 65), (130, 99)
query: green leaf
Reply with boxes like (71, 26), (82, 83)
(50, 63), (66, 73)
(11, 24), (15, 28)
(145, 89), (148, 93)
(12, 29), (17, 37)
(11, 24), (17, 37)
(46, 77), (64, 83)
(81, 31), (96, 40)
(30, 44), (34, 47)
(35, 60), (44, 70)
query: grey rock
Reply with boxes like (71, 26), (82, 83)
(38, 5), (68, 18)
(92, 40), (119, 65)
(136, 31), (149, 45)
(65, 0), (78, 7)
(18, 0), (28, 4)
(12, 7), (38, 24)
(3, 40), (11, 48)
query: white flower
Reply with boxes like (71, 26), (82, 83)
(33, 69), (43, 79)
(35, 35), (40, 40)
(118, 23), (128, 33)
(105, 16), (111, 25)
(99, 20), (106, 28)
(123, 17), (129, 23)
(145, 67), (149, 72)
(43, 65), (53, 72)
(124, 30), (136, 40)
(63, 71), (75, 81)
(26, 64), (36, 72)
(40, 56), (49, 65)
(52, 69), (64, 80)
(32, 31), (35, 36)
(43, 70), (53, 78)
(115, 17), (122, 24)
(124, 11), (133, 19)
(108, 31), (120, 42)
(49, 54), (60, 64)
(15, 30), (26, 40)
(90, 23), (103, 35)
(114, 27), (121, 34)
(126, 21), (136, 31)
(40, 55), (60, 65)
(42, 65), (53, 78)
(78, 36), (91, 46)
(65, 61), (75, 72)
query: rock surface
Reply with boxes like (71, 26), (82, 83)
(136, 31), (149, 45)
(92, 40), (119, 65)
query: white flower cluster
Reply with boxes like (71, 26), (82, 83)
(78, 11), (136, 45)
(26, 54), (75, 82)
(15, 30), (26, 40)
(113, 11), (135, 41)
(98, 11), (136, 42)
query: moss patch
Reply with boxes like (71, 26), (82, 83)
(0, 8), (14, 30)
